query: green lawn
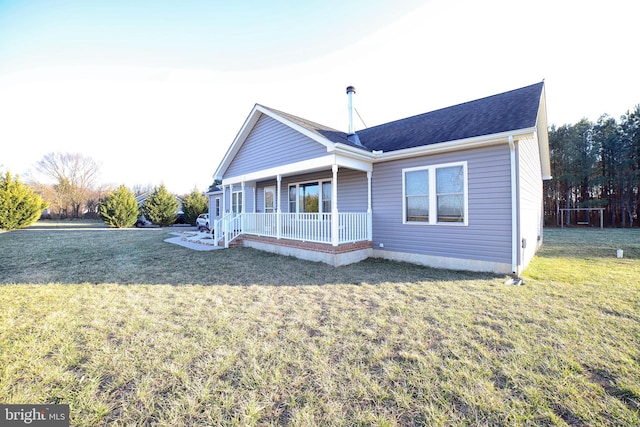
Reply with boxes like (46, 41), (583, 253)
(1, 222), (639, 426)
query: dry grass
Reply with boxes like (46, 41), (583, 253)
(0, 222), (639, 426)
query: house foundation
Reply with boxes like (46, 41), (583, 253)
(237, 235), (373, 266)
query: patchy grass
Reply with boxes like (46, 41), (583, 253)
(0, 225), (639, 426)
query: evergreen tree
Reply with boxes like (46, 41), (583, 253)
(545, 104), (640, 227)
(98, 185), (139, 228)
(143, 183), (179, 227)
(182, 188), (208, 225)
(618, 106), (640, 226)
(592, 114), (620, 225)
(0, 171), (48, 230)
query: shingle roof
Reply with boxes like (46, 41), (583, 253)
(261, 106), (356, 146)
(264, 82), (544, 153)
(357, 82), (544, 152)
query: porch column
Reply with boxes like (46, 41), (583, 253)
(226, 184), (233, 248)
(367, 171), (372, 241)
(241, 182), (245, 213)
(219, 185), (226, 244)
(222, 185), (226, 215)
(332, 164), (339, 246)
(241, 181), (246, 231)
(276, 175), (282, 240)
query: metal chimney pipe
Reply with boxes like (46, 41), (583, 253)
(346, 86), (356, 135)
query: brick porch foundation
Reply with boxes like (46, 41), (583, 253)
(233, 235), (373, 266)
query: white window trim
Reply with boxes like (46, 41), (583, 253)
(231, 190), (243, 214)
(288, 179), (332, 213)
(215, 197), (220, 217)
(402, 161), (468, 226)
(264, 186), (276, 213)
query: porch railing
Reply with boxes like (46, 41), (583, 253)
(214, 212), (371, 247)
(212, 213), (243, 247)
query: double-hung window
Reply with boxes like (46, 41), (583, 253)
(403, 162), (467, 225)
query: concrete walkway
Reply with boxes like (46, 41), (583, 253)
(164, 231), (223, 251)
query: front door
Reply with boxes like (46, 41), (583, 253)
(264, 186), (276, 213)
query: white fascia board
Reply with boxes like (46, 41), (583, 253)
(535, 88), (553, 180)
(332, 143), (375, 159)
(334, 154), (373, 172)
(221, 153), (372, 186)
(222, 155), (337, 186)
(332, 143), (374, 171)
(372, 128), (537, 162)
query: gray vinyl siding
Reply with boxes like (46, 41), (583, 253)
(371, 144), (513, 264)
(224, 115), (328, 178)
(336, 168), (368, 212)
(517, 136), (544, 268)
(254, 168), (368, 213)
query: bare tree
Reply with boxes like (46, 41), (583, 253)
(35, 152), (102, 219)
(131, 183), (154, 196)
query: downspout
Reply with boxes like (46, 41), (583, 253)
(367, 171), (372, 241)
(508, 135), (518, 275)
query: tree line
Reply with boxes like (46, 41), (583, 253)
(545, 105), (640, 227)
(1, 152), (209, 230)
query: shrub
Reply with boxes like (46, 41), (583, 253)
(182, 188), (208, 225)
(143, 183), (179, 227)
(0, 171), (48, 231)
(98, 185), (139, 228)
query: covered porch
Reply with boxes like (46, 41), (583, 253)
(214, 154), (373, 250)
(214, 211), (370, 246)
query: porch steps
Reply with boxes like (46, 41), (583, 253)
(217, 237), (244, 248)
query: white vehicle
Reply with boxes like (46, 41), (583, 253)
(196, 213), (210, 230)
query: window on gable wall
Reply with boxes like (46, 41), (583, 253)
(403, 162), (467, 225)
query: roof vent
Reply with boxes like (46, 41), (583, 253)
(346, 86), (362, 146)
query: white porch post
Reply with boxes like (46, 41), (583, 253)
(241, 181), (246, 231)
(367, 171), (372, 241)
(332, 164), (339, 246)
(222, 185), (226, 215)
(241, 182), (245, 213)
(276, 174), (282, 240)
(219, 185), (226, 244)
(226, 184), (233, 248)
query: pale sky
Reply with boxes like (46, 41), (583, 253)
(1, 0), (639, 195)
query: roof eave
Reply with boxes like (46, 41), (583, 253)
(536, 85), (552, 180)
(332, 142), (375, 160)
(372, 128), (538, 162)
